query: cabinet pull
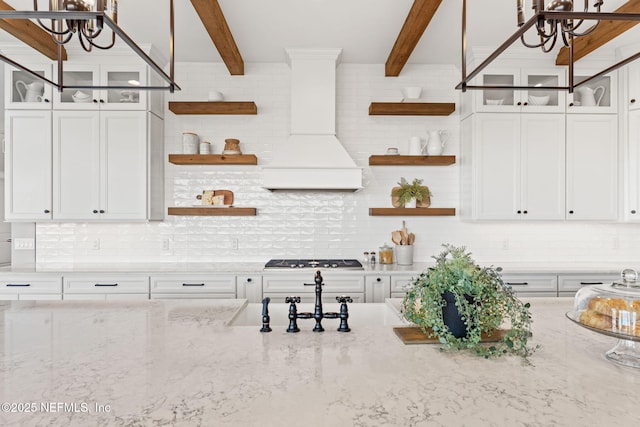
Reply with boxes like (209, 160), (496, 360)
(182, 283), (205, 287)
(44, 209), (50, 213)
(93, 210), (99, 214)
(631, 99), (636, 104)
(247, 278), (252, 283)
(568, 210), (574, 214)
(92, 99), (99, 103)
(94, 283), (118, 287)
(506, 282), (528, 286)
(580, 281), (603, 285)
(99, 210), (105, 214)
(569, 102), (574, 107)
(631, 210), (637, 214)
(43, 98), (50, 103)
(376, 277), (382, 282)
(6, 283), (30, 287)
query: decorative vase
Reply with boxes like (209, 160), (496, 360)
(442, 291), (475, 338)
(417, 194), (431, 208)
(395, 245), (414, 265)
(391, 186), (402, 208)
(404, 198), (417, 209)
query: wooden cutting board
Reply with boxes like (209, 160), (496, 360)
(393, 326), (509, 345)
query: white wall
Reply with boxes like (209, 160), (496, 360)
(34, 62), (640, 267)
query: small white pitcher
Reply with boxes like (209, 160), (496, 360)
(408, 136), (426, 155)
(425, 130), (449, 156)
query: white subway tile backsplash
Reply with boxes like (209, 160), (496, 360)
(33, 62), (640, 267)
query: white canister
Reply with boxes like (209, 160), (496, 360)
(183, 132), (199, 154)
(199, 141), (212, 154)
(395, 245), (414, 265)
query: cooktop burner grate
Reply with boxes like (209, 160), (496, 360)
(264, 259), (364, 270)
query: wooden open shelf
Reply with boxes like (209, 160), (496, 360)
(168, 154), (258, 165)
(368, 155), (456, 166)
(168, 207), (257, 216)
(369, 208), (456, 216)
(368, 102), (455, 116)
(168, 101), (257, 115)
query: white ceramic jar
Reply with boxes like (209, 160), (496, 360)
(182, 132), (199, 154)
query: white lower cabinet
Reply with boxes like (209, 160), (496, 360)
(365, 275), (391, 303)
(150, 274), (236, 299)
(0, 275), (62, 300)
(236, 275), (263, 303)
(566, 114), (618, 220)
(390, 274), (416, 299)
(557, 273), (619, 297)
(501, 274), (558, 297)
(262, 273), (365, 303)
(625, 109), (640, 221)
(63, 274), (149, 300)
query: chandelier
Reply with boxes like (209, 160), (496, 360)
(457, 0), (640, 93)
(518, 0), (603, 53)
(34, 0), (119, 52)
(0, 0), (179, 92)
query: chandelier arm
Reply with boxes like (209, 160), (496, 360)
(87, 34), (117, 50)
(77, 33), (93, 53)
(541, 33), (558, 53)
(36, 18), (71, 36)
(566, 21), (600, 38)
(81, 25), (104, 40)
(51, 31), (75, 46)
(519, 34), (551, 49)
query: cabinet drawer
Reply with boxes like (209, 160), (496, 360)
(263, 274), (364, 293)
(501, 274), (558, 293)
(0, 276), (62, 294)
(391, 275), (416, 293)
(150, 275), (236, 294)
(151, 293), (236, 300)
(63, 293), (149, 301)
(558, 274), (619, 292)
(63, 275), (149, 294)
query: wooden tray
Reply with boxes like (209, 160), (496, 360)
(393, 326), (508, 345)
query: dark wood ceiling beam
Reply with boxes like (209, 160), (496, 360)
(190, 0), (244, 75)
(0, 1), (67, 61)
(385, 0), (442, 77)
(556, 0), (640, 65)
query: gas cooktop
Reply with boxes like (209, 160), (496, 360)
(264, 259), (364, 270)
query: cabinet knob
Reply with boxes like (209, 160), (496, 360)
(569, 102), (574, 107)
(99, 210), (105, 214)
(247, 278), (252, 282)
(631, 99), (637, 104)
(569, 210), (574, 214)
(632, 210), (637, 214)
(93, 210), (98, 214)
(376, 277), (381, 282)
(523, 210), (528, 214)
(523, 102), (528, 106)
(517, 210), (522, 214)
(44, 209), (50, 213)
(517, 102), (522, 106)
(99, 99), (105, 103)
(92, 99), (98, 103)
(44, 99), (50, 103)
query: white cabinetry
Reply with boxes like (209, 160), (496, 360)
(150, 274), (236, 299)
(263, 273), (365, 303)
(0, 275), (62, 300)
(53, 110), (158, 221)
(567, 72), (617, 114)
(624, 62), (640, 221)
(565, 114), (618, 220)
(461, 113), (565, 220)
(4, 110), (52, 220)
(236, 275), (263, 303)
(53, 63), (148, 111)
(4, 63), (53, 109)
(557, 273), (619, 297)
(63, 274), (149, 300)
(470, 67), (565, 113)
(390, 274), (415, 299)
(365, 274), (390, 303)
(501, 274), (557, 297)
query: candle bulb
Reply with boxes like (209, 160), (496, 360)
(517, 0), (525, 26)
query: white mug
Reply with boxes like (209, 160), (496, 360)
(199, 142), (212, 154)
(408, 136), (425, 155)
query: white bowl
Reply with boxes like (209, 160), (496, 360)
(528, 95), (550, 105)
(485, 99), (504, 105)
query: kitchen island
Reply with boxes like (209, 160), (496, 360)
(0, 298), (638, 426)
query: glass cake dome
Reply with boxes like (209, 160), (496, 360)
(566, 269), (640, 368)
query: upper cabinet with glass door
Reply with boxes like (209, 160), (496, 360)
(473, 67), (566, 113)
(52, 64), (147, 111)
(4, 63), (53, 110)
(566, 71), (617, 114)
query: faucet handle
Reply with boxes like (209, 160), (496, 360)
(285, 296), (301, 304)
(336, 296), (353, 303)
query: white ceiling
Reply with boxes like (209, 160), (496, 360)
(2, 0), (640, 68)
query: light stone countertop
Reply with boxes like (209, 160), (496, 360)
(0, 298), (638, 426)
(0, 261), (631, 276)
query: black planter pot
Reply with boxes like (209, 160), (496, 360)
(442, 291), (474, 338)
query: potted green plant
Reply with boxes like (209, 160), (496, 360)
(391, 177), (431, 208)
(401, 244), (535, 359)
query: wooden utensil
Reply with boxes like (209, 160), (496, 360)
(408, 233), (415, 245)
(392, 230), (402, 245)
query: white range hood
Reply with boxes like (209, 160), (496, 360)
(262, 48), (362, 191)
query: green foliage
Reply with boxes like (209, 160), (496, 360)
(391, 177), (432, 206)
(401, 244), (535, 359)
